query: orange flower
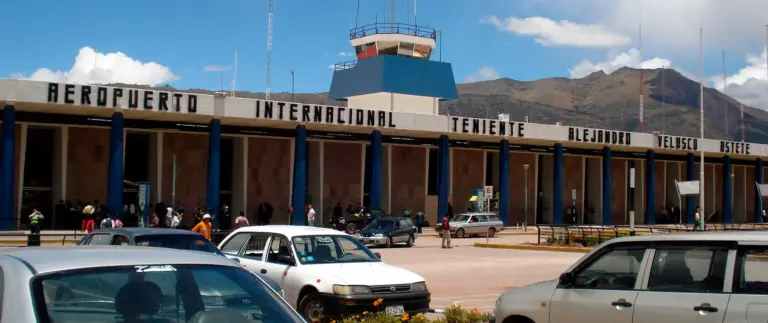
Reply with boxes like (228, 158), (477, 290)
(401, 313), (410, 321)
(373, 298), (384, 307)
(362, 311), (369, 316)
(470, 307), (479, 313)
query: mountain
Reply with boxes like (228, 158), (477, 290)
(112, 67), (768, 143)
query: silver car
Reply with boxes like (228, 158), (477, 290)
(0, 245), (305, 322)
(494, 231), (768, 323)
(449, 213), (504, 238)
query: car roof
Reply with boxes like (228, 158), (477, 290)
(0, 246), (239, 274)
(456, 212), (497, 216)
(88, 228), (203, 237)
(604, 230), (768, 245)
(376, 216), (410, 221)
(231, 225), (349, 238)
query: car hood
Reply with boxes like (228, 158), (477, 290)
(303, 262), (424, 285)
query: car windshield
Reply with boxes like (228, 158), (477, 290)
(453, 215), (471, 222)
(135, 235), (224, 256)
(292, 235), (380, 264)
(365, 219), (394, 230)
(35, 264), (303, 323)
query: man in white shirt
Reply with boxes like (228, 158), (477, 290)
(307, 204), (316, 227)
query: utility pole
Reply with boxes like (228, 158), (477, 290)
(723, 50), (728, 139)
(291, 69), (295, 101)
(266, 0), (274, 100)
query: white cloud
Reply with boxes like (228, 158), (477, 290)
(11, 46), (178, 86)
(464, 67), (500, 83)
(711, 48), (768, 110)
(203, 65), (231, 72)
(338, 52), (354, 57)
(569, 48), (673, 78)
(482, 16), (631, 48)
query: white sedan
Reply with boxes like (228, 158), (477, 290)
(218, 225), (431, 322)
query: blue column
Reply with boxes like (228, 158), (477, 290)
(106, 113), (124, 217)
(553, 144), (563, 225)
(0, 106), (15, 230)
(645, 150), (656, 224)
(756, 158), (763, 223)
(291, 126), (307, 226)
(602, 147), (612, 225)
(722, 156), (732, 224)
(205, 119), (221, 228)
(437, 135), (449, 220)
(686, 153), (696, 223)
(498, 140), (510, 226)
(369, 130), (383, 212)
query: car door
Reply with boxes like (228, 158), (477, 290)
(236, 233), (270, 271)
(394, 220), (408, 242)
(109, 234), (130, 245)
(632, 243), (730, 323)
(84, 233), (113, 245)
(723, 243), (768, 323)
(476, 214), (490, 234)
(218, 232), (251, 262)
(549, 246), (649, 323)
(261, 235), (298, 301)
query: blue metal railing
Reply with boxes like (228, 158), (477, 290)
(350, 22), (437, 40)
(332, 60), (358, 71)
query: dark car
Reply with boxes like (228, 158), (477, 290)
(353, 217), (418, 248)
(331, 208), (387, 234)
(77, 228), (284, 296)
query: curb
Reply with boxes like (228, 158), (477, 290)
(419, 232), (538, 237)
(474, 242), (591, 253)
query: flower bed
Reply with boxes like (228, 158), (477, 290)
(329, 301), (493, 323)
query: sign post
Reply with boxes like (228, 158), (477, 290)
(628, 165), (636, 235)
(138, 182), (151, 228)
(484, 186), (494, 213)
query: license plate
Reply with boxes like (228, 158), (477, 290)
(385, 305), (405, 315)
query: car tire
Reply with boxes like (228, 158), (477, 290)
(456, 228), (465, 239)
(386, 236), (394, 248)
(488, 227), (497, 237)
(298, 292), (326, 322)
(345, 223), (357, 234)
(406, 235), (414, 247)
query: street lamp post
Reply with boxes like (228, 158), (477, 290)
(523, 164), (530, 232)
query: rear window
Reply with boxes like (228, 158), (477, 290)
(135, 235), (224, 256)
(34, 264), (302, 323)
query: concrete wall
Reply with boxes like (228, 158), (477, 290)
(161, 132), (208, 227)
(246, 137), (291, 224)
(508, 152), (536, 225)
(611, 159), (627, 224)
(451, 149), (483, 212)
(389, 145), (426, 219)
(66, 127), (109, 204)
(585, 157), (602, 223)
(323, 142), (364, 219)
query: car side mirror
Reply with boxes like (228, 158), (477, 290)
(374, 252), (382, 260)
(558, 272), (575, 287)
(277, 254), (295, 266)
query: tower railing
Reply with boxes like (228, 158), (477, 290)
(332, 60), (358, 71)
(350, 22), (437, 40)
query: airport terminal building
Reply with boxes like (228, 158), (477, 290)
(0, 24), (766, 230)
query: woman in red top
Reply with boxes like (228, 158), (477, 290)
(81, 205), (95, 233)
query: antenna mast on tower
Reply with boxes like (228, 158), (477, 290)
(638, 22), (644, 132)
(266, 0), (274, 100)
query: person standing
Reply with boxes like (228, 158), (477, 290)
(307, 204), (316, 227)
(440, 215), (452, 249)
(257, 203), (268, 225)
(415, 210), (425, 234)
(234, 211), (250, 229)
(192, 214), (213, 240)
(220, 204), (231, 231)
(693, 207), (702, 231)
(112, 214), (124, 228)
(29, 209), (43, 235)
(447, 202), (454, 221)
(170, 212), (181, 229)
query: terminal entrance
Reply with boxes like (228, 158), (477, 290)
(20, 127), (55, 229)
(123, 132), (150, 226)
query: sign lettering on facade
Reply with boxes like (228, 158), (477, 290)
(46, 83), (198, 113)
(568, 127), (631, 146)
(450, 117), (525, 137)
(253, 100), (396, 128)
(720, 140), (751, 155)
(656, 135), (698, 151)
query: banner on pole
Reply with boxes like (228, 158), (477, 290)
(138, 182), (151, 228)
(676, 180), (700, 196)
(757, 183), (768, 197)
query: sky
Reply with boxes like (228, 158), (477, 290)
(2, 0), (768, 109)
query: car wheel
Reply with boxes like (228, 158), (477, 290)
(456, 228), (465, 239)
(299, 293), (326, 322)
(345, 223), (357, 234)
(488, 227), (497, 237)
(406, 235), (414, 247)
(386, 236), (394, 248)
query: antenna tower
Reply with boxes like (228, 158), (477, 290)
(638, 23), (644, 132)
(266, 0), (274, 100)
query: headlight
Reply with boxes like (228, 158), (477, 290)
(374, 233), (384, 237)
(332, 285), (372, 295)
(410, 282), (427, 292)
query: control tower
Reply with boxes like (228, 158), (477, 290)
(329, 21), (458, 115)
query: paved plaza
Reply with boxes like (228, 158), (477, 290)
(371, 233), (584, 315)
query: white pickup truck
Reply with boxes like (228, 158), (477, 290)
(218, 225), (431, 322)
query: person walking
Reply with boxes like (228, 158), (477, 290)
(440, 215), (452, 249)
(307, 204), (316, 227)
(29, 209), (43, 235)
(693, 207), (702, 231)
(234, 211), (250, 229)
(192, 214), (213, 240)
(112, 214), (124, 228)
(415, 210), (425, 234)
